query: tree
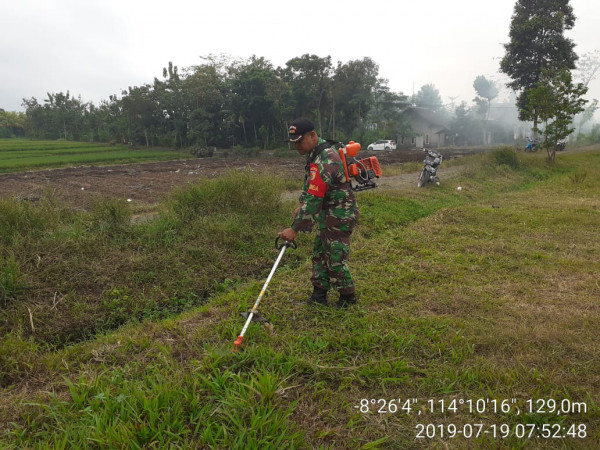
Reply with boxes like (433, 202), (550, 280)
(448, 102), (478, 146)
(526, 68), (587, 161)
(368, 82), (410, 142)
(413, 84), (443, 111)
(121, 85), (157, 147)
(574, 49), (600, 88)
(183, 63), (227, 148)
(227, 56), (281, 148)
(332, 57), (379, 138)
(573, 50), (600, 134)
(283, 54), (333, 134)
(0, 110), (26, 137)
(473, 76), (499, 144)
(500, 0), (578, 136)
(473, 76), (499, 121)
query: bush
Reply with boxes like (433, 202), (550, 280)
(492, 146), (520, 169)
(89, 198), (132, 236)
(0, 198), (50, 244)
(167, 169), (283, 221)
(189, 146), (215, 158)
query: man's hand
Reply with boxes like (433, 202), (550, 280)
(278, 227), (297, 243)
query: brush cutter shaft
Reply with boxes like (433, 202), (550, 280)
(234, 242), (290, 347)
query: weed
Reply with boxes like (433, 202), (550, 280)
(0, 256), (29, 306)
(167, 169), (283, 220)
(568, 170), (588, 184)
(89, 197), (132, 236)
(492, 146), (520, 168)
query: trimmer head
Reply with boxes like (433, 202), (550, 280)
(240, 310), (269, 323)
(240, 310), (274, 333)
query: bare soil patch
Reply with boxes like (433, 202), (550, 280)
(0, 147), (487, 210)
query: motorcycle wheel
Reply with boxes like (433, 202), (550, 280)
(418, 168), (430, 187)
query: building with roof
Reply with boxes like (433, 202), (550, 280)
(398, 106), (449, 148)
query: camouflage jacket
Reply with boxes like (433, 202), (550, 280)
(291, 139), (359, 232)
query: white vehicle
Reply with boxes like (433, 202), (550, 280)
(367, 139), (396, 151)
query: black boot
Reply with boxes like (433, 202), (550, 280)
(336, 293), (357, 307)
(308, 287), (328, 305)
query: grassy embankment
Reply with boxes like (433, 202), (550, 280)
(0, 139), (190, 172)
(1, 147), (599, 448)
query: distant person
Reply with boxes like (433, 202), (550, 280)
(278, 118), (359, 307)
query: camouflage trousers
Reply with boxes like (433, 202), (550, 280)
(311, 220), (356, 295)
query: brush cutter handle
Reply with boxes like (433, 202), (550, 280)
(275, 236), (297, 250)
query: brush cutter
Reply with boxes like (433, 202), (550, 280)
(232, 237), (297, 352)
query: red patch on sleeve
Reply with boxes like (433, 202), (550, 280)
(307, 163), (327, 197)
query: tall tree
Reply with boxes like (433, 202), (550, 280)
(283, 54), (333, 134)
(500, 0), (578, 135)
(473, 75), (499, 121)
(413, 84), (443, 111)
(227, 56), (280, 148)
(368, 82), (410, 141)
(473, 75), (499, 144)
(332, 57), (379, 139)
(121, 85), (157, 147)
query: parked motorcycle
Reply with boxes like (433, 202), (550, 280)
(555, 140), (566, 151)
(525, 137), (539, 152)
(417, 149), (443, 187)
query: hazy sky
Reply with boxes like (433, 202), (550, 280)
(1, 0), (599, 113)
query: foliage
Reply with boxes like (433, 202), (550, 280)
(576, 123), (600, 145)
(0, 110), (26, 138)
(89, 198), (132, 236)
(525, 68), (588, 160)
(368, 83), (411, 140)
(574, 49), (600, 88)
(0, 256), (28, 306)
(473, 75), (499, 120)
(17, 55), (408, 150)
(332, 57), (381, 138)
(413, 83), (443, 111)
(492, 146), (520, 168)
(0, 170), (289, 347)
(500, 0), (578, 129)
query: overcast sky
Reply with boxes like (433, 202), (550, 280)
(1, 0), (599, 114)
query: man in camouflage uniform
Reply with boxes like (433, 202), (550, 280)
(278, 118), (359, 307)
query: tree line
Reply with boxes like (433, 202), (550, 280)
(14, 55), (413, 149)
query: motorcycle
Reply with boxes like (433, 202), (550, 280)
(555, 140), (566, 151)
(525, 137), (539, 152)
(417, 148), (443, 187)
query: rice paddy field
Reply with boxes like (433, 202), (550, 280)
(0, 139), (190, 172)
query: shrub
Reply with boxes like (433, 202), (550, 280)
(167, 170), (283, 221)
(89, 198), (132, 235)
(492, 146), (520, 169)
(0, 199), (47, 244)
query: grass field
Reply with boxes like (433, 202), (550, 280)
(0, 139), (190, 172)
(1, 147), (599, 448)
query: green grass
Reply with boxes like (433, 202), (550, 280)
(0, 139), (190, 172)
(1, 147), (599, 448)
